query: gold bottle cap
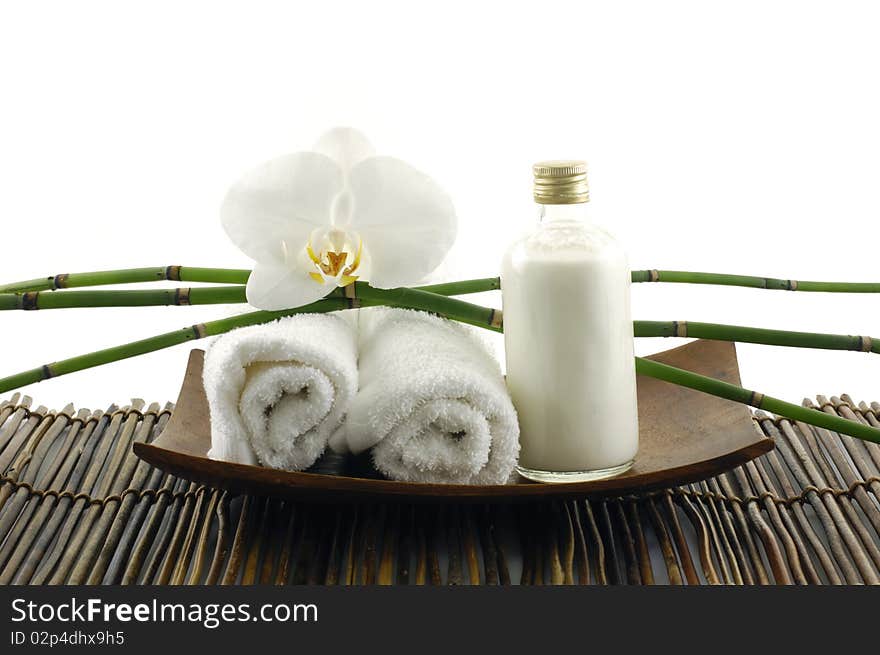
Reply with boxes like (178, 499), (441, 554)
(533, 160), (589, 204)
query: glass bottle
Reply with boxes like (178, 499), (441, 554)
(501, 161), (639, 482)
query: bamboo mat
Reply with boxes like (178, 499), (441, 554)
(1, 393), (880, 585)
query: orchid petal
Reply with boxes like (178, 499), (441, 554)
(221, 152), (342, 265)
(312, 127), (375, 174)
(246, 261), (329, 311)
(348, 156), (457, 288)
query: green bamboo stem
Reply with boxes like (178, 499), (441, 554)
(0, 286), (248, 310)
(634, 321), (880, 354)
(0, 298), (351, 392)
(0, 278), (501, 310)
(416, 277), (501, 296)
(634, 358), (880, 444)
(6, 264), (880, 295)
(5, 278), (878, 356)
(0, 287), (499, 393)
(348, 283), (503, 332)
(631, 270), (880, 292)
(2, 284), (879, 445)
(0, 266), (251, 294)
(4, 278), (878, 357)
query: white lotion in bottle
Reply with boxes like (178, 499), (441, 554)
(501, 161), (639, 482)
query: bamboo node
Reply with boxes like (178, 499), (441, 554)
(53, 273), (69, 289)
(174, 288), (192, 306)
(860, 336), (872, 352)
(165, 265), (182, 281)
(489, 308), (503, 329)
(787, 279), (798, 291)
(649, 269), (660, 282)
(21, 292), (39, 310)
(674, 321), (688, 338)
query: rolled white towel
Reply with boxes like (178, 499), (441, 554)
(204, 313), (358, 471)
(344, 308), (519, 485)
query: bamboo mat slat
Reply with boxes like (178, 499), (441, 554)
(2, 393), (880, 585)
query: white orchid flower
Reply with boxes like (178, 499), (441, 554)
(221, 128), (457, 310)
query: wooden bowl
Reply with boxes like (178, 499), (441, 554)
(133, 339), (772, 502)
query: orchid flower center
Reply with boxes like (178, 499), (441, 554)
(304, 227), (363, 287)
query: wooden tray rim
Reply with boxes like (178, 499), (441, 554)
(134, 339), (773, 502)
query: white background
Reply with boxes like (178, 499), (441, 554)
(1, 0), (878, 410)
